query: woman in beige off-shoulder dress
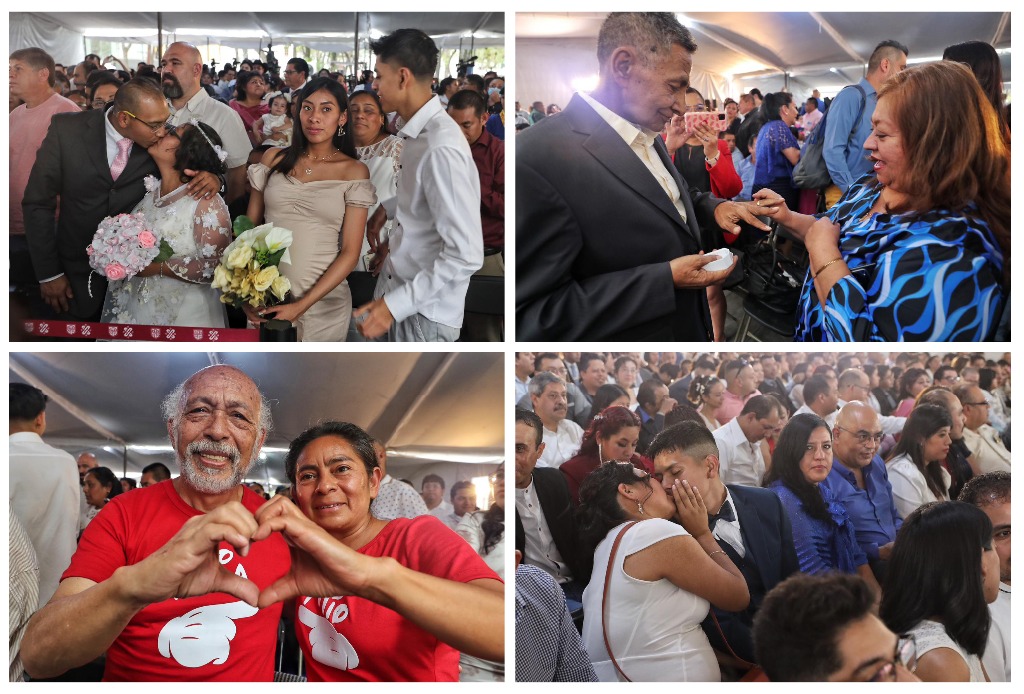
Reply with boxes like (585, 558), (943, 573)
(245, 77), (376, 341)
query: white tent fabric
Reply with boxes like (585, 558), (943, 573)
(9, 352), (503, 491)
(516, 11), (1010, 109)
(9, 12), (504, 65)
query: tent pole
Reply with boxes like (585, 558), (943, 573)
(157, 13), (163, 64)
(354, 13), (360, 79)
(123, 445), (128, 479)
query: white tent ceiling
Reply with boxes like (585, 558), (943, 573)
(10, 12), (504, 61)
(9, 352), (504, 489)
(516, 12), (1010, 108)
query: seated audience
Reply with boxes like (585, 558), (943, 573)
(530, 372), (585, 468)
(560, 406), (647, 504)
(515, 553), (598, 682)
(764, 415), (877, 594)
(823, 403), (901, 582)
(958, 472), (1011, 682)
(885, 404), (952, 518)
(577, 462), (749, 681)
(957, 384), (1010, 475)
(713, 395), (782, 487)
(880, 501), (998, 681)
(648, 422), (798, 669)
(754, 574), (919, 682)
(688, 374), (724, 431)
(583, 384), (630, 429)
(514, 409), (587, 609)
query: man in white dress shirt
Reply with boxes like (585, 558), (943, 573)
(529, 372), (584, 469)
(793, 375), (840, 427)
(958, 472), (1011, 682)
(514, 409), (585, 608)
(368, 440), (428, 520)
(420, 473), (454, 519)
(713, 395), (782, 487)
(836, 369), (905, 435)
(957, 385), (1011, 474)
(160, 42), (250, 203)
(9, 384), (80, 609)
(357, 29), (483, 341)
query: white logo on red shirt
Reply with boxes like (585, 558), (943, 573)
(299, 598), (360, 671)
(158, 600), (259, 667)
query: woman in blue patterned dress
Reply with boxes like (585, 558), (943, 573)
(752, 61), (1009, 341)
(764, 414), (881, 597)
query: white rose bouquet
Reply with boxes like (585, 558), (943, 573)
(212, 215), (294, 330)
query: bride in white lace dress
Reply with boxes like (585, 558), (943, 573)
(101, 121), (231, 327)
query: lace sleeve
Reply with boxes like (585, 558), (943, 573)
(166, 196), (232, 284)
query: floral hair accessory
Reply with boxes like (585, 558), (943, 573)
(189, 118), (229, 163)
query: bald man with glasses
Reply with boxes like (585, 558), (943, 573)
(822, 402), (902, 583)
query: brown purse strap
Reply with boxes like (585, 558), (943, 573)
(602, 521), (639, 682)
(709, 607), (758, 671)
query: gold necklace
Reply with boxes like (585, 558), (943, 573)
(303, 148), (339, 176)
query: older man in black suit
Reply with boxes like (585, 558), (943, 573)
(23, 78), (221, 321)
(516, 12), (769, 341)
(514, 409), (586, 609)
(649, 421), (799, 668)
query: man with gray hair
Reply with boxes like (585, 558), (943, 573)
(516, 12), (770, 341)
(530, 371), (584, 468)
(20, 365), (290, 681)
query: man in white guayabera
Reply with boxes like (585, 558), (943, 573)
(19, 365), (290, 681)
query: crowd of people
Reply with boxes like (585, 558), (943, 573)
(9, 369), (505, 682)
(516, 12), (1010, 342)
(514, 350), (1011, 682)
(10, 28), (505, 342)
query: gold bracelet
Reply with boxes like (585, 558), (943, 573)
(812, 256), (845, 279)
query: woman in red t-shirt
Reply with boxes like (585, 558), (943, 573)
(252, 421), (503, 681)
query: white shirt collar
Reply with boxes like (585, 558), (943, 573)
(577, 91), (659, 150)
(398, 95), (443, 139)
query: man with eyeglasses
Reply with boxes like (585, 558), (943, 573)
(836, 368), (906, 436)
(754, 573), (920, 681)
(956, 385), (1010, 474)
(160, 42), (251, 203)
(823, 403), (902, 583)
(23, 78), (223, 321)
(283, 57), (310, 94)
(516, 354), (591, 426)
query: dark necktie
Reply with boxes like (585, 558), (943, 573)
(708, 500), (736, 530)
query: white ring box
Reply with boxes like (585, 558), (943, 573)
(704, 248), (734, 272)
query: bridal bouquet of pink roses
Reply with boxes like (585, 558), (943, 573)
(86, 212), (174, 295)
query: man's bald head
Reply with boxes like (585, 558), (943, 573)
(833, 402), (882, 469)
(77, 452), (99, 483)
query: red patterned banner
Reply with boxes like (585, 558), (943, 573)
(21, 320), (259, 342)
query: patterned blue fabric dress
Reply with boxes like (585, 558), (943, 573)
(795, 175), (1004, 341)
(767, 481), (865, 575)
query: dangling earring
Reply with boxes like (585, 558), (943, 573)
(598, 442), (604, 463)
(338, 123), (345, 137)
(636, 498), (645, 516)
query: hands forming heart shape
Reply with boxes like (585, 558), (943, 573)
(133, 496), (377, 611)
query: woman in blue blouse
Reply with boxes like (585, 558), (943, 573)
(764, 414), (880, 597)
(753, 61), (1009, 341)
(752, 92), (801, 211)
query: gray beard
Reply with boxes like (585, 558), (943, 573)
(178, 439), (256, 495)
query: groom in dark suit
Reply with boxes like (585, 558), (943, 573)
(22, 78), (221, 321)
(516, 12), (770, 341)
(649, 422), (799, 666)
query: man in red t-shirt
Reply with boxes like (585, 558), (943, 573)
(20, 365), (290, 681)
